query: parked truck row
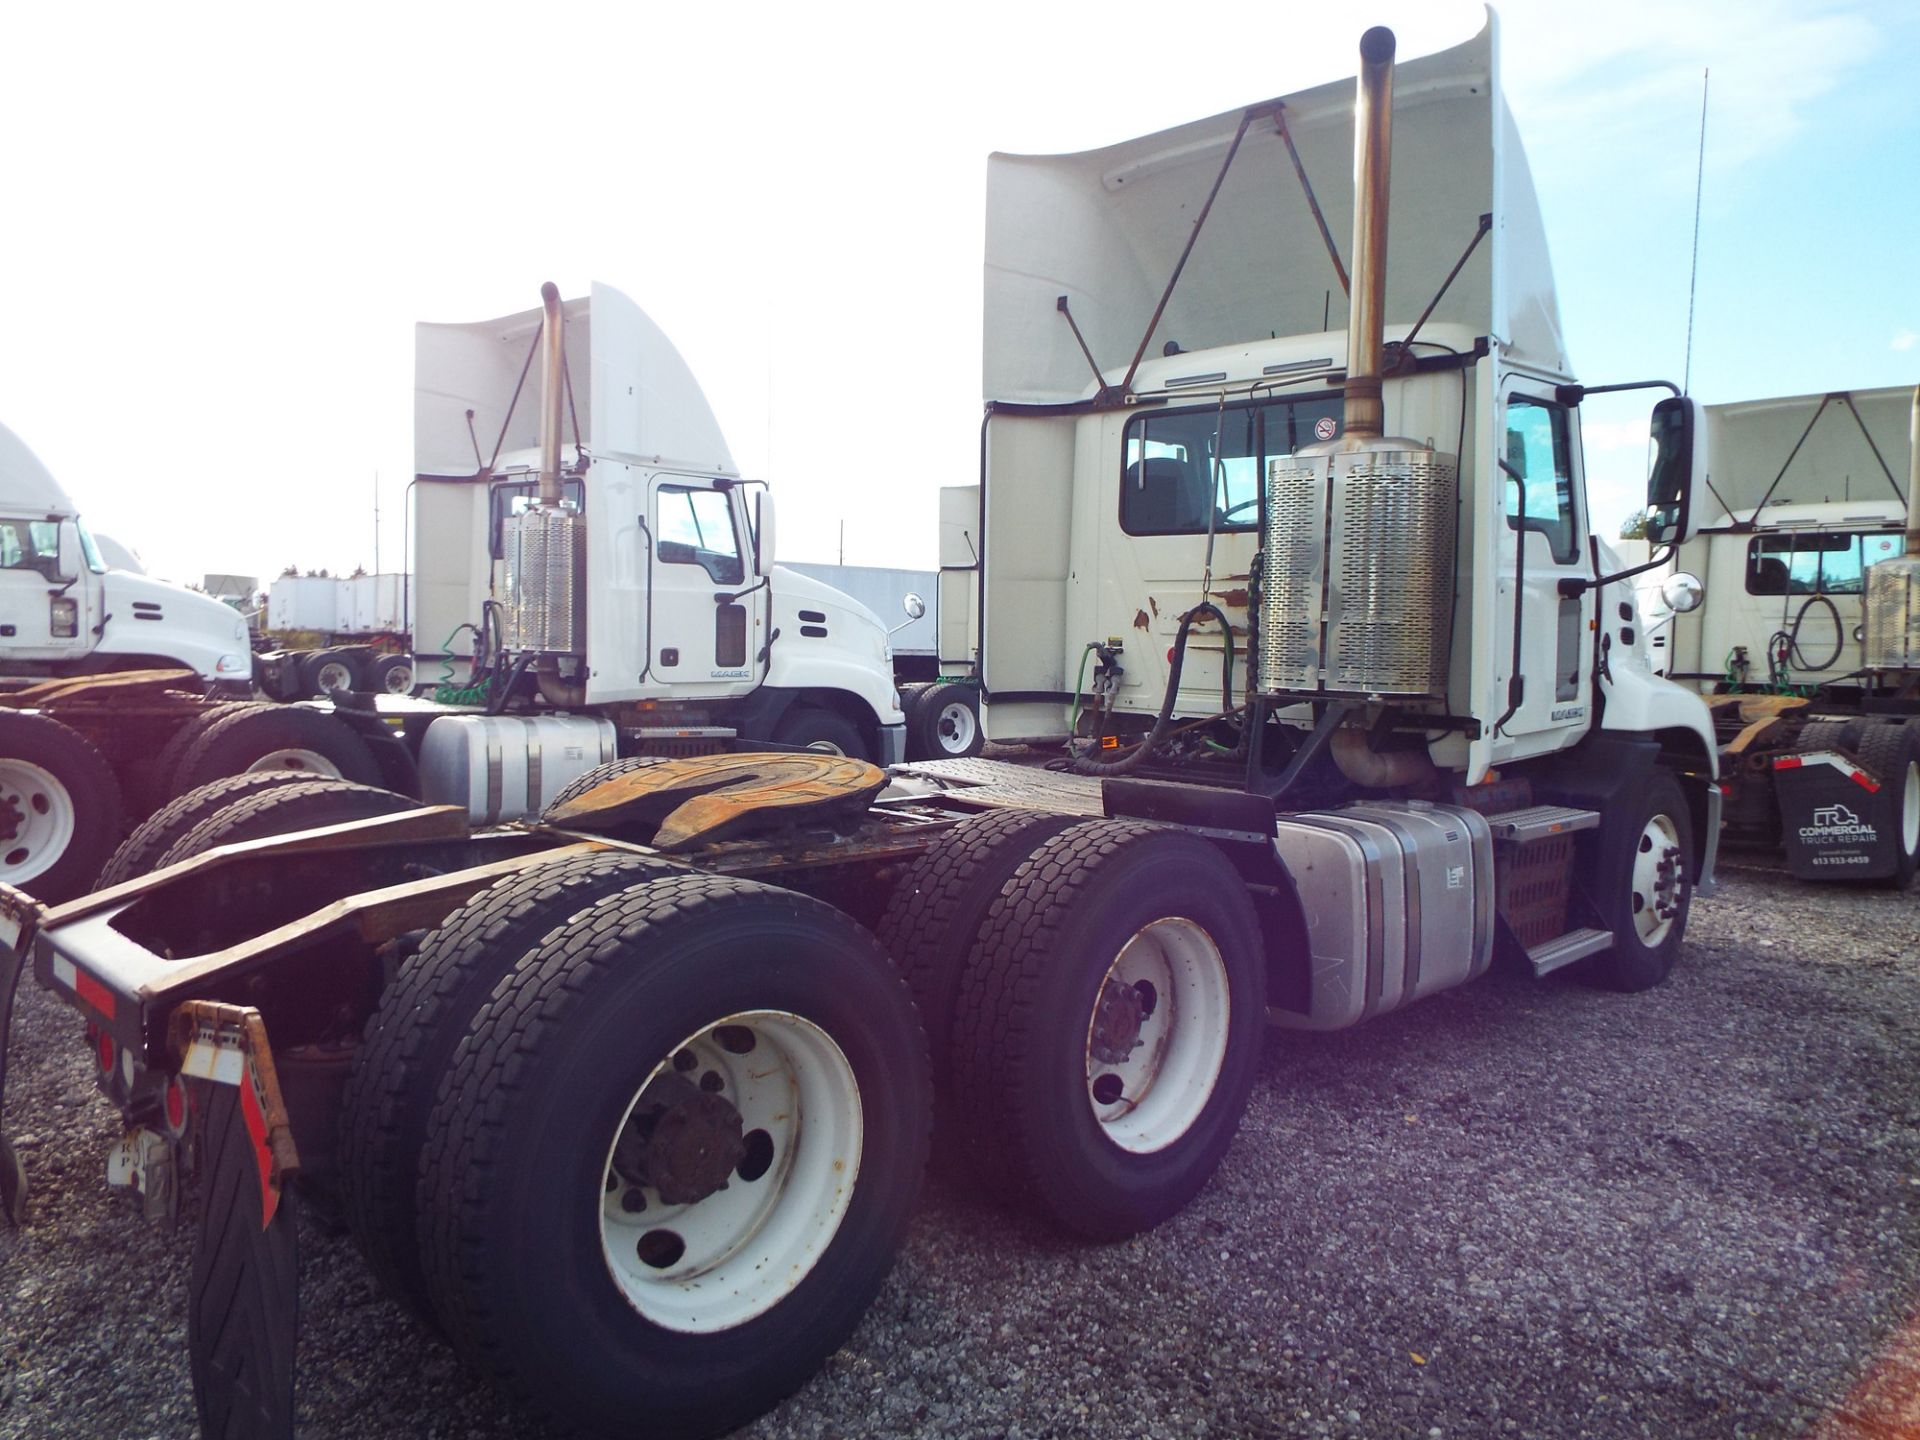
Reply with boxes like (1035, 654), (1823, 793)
(0, 16), (1822, 1440)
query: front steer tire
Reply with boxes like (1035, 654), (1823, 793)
(948, 819), (1267, 1240)
(1583, 770), (1694, 992)
(414, 874), (931, 1440)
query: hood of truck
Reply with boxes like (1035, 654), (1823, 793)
(983, 9), (1566, 403)
(96, 570), (253, 681)
(0, 421), (76, 514)
(415, 282), (736, 480)
(766, 564), (902, 724)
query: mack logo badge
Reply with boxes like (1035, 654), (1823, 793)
(1551, 706), (1586, 721)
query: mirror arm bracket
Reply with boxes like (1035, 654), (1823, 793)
(1563, 543), (1679, 596)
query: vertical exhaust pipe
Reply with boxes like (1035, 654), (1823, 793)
(1343, 25), (1396, 440)
(537, 280), (565, 507)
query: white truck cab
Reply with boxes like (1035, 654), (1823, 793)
(410, 284), (905, 772)
(0, 422), (253, 692)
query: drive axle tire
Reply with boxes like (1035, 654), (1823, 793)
(415, 874), (930, 1440)
(772, 704), (870, 762)
(912, 683), (983, 760)
(948, 819), (1267, 1240)
(340, 851), (681, 1319)
(367, 653), (415, 696)
(300, 648), (362, 697)
(95, 771), (314, 889)
(0, 711), (124, 903)
(875, 808), (1079, 1108)
(155, 778), (418, 871)
(142, 701), (255, 813)
(169, 704), (382, 796)
(1584, 770), (1694, 992)
(1855, 722), (1920, 888)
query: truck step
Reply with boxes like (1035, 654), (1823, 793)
(1486, 805), (1601, 843)
(1525, 926), (1612, 978)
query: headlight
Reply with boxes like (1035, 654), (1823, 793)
(215, 653), (250, 675)
(49, 596), (78, 638)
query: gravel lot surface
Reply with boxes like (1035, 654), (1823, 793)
(2, 858), (1917, 1440)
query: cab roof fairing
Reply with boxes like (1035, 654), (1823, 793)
(981, 11), (1568, 406)
(413, 281), (737, 482)
(0, 421), (78, 516)
(1696, 385), (1915, 524)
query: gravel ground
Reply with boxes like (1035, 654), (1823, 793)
(2, 858), (1917, 1440)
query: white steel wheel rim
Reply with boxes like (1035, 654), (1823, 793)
(381, 662), (413, 695)
(1084, 917), (1231, 1154)
(1630, 812), (1686, 946)
(244, 748), (345, 779)
(314, 660), (354, 692)
(934, 700), (977, 754)
(599, 1009), (863, 1334)
(802, 740), (847, 757)
(1902, 761), (1919, 856)
(0, 759), (77, 886)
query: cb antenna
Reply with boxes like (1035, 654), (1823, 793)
(1683, 67), (1710, 395)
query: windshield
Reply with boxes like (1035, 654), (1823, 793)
(75, 518), (106, 574)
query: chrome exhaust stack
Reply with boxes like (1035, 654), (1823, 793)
(501, 281), (587, 674)
(1258, 26), (1458, 702)
(1862, 386), (1920, 671)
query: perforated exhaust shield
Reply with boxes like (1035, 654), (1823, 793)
(501, 507), (586, 653)
(1864, 557), (1920, 671)
(1260, 444), (1457, 697)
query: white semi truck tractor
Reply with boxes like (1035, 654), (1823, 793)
(406, 281), (908, 778)
(1, 17), (1721, 1440)
(1661, 385), (1920, 883)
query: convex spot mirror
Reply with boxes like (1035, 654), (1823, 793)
(901, 593), (927, 621)
(1660, 571), (1704, 614)
(1646, 397), (1706, 546)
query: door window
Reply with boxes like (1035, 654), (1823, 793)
(0, 520), (60, 578)
(657, 486), (744, 585)
(1746, 531), (1901, 596)
(1120, 393), (1344, 535)
(1503, 397), (1578, 563)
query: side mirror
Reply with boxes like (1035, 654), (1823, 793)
(52, 521), (80, 583)
(753, 491), (776, 576)
(1660, 571), (1704, 614)
(901, 592), (927, 621)
(1645, 397), (1706, 546)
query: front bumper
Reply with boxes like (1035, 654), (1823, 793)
(878, 723), (908, 768)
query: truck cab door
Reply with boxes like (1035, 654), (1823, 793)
(1491, 383), (1595, 757)
(0, 517), (88, 662)
(643, 477), (761, 694)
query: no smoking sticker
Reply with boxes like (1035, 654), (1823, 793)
(1314, 416), (1337, 440)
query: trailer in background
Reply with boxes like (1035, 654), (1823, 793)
(256, 571), (415, 699)
(1665, 385), (1920, 883)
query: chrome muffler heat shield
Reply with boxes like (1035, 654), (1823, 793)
(1259, 445), (1457, 698)
(501, 507), (586, 654)
(1864, 556), (1920, 672)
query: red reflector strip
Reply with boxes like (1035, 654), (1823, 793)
(73, 969), (117, 1021)
(1772, 756), (1803, 770)
(237, 1072), (278, 1228)
(1852, 768), (1881, 792)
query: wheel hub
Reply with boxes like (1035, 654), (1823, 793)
(0, 792), (22, 845)
(1089, 977), (1153, 1066)
(613, 1071), (746, 1206)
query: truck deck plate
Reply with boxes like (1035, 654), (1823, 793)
(888, 758), (1106, 816)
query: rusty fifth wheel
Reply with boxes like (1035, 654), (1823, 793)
(413, 872), (930, 1440)
(948, 819), (1266, 1240)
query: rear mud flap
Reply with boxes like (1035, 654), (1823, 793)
(189, 1082), (300, 1440)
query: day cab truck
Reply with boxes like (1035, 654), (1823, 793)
(1660, 385), (1920, 883)
(0, 16), (1722, 1440)
(0, 287), (910, 904)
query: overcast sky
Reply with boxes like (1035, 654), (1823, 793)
(2, 0), (1915, 590)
